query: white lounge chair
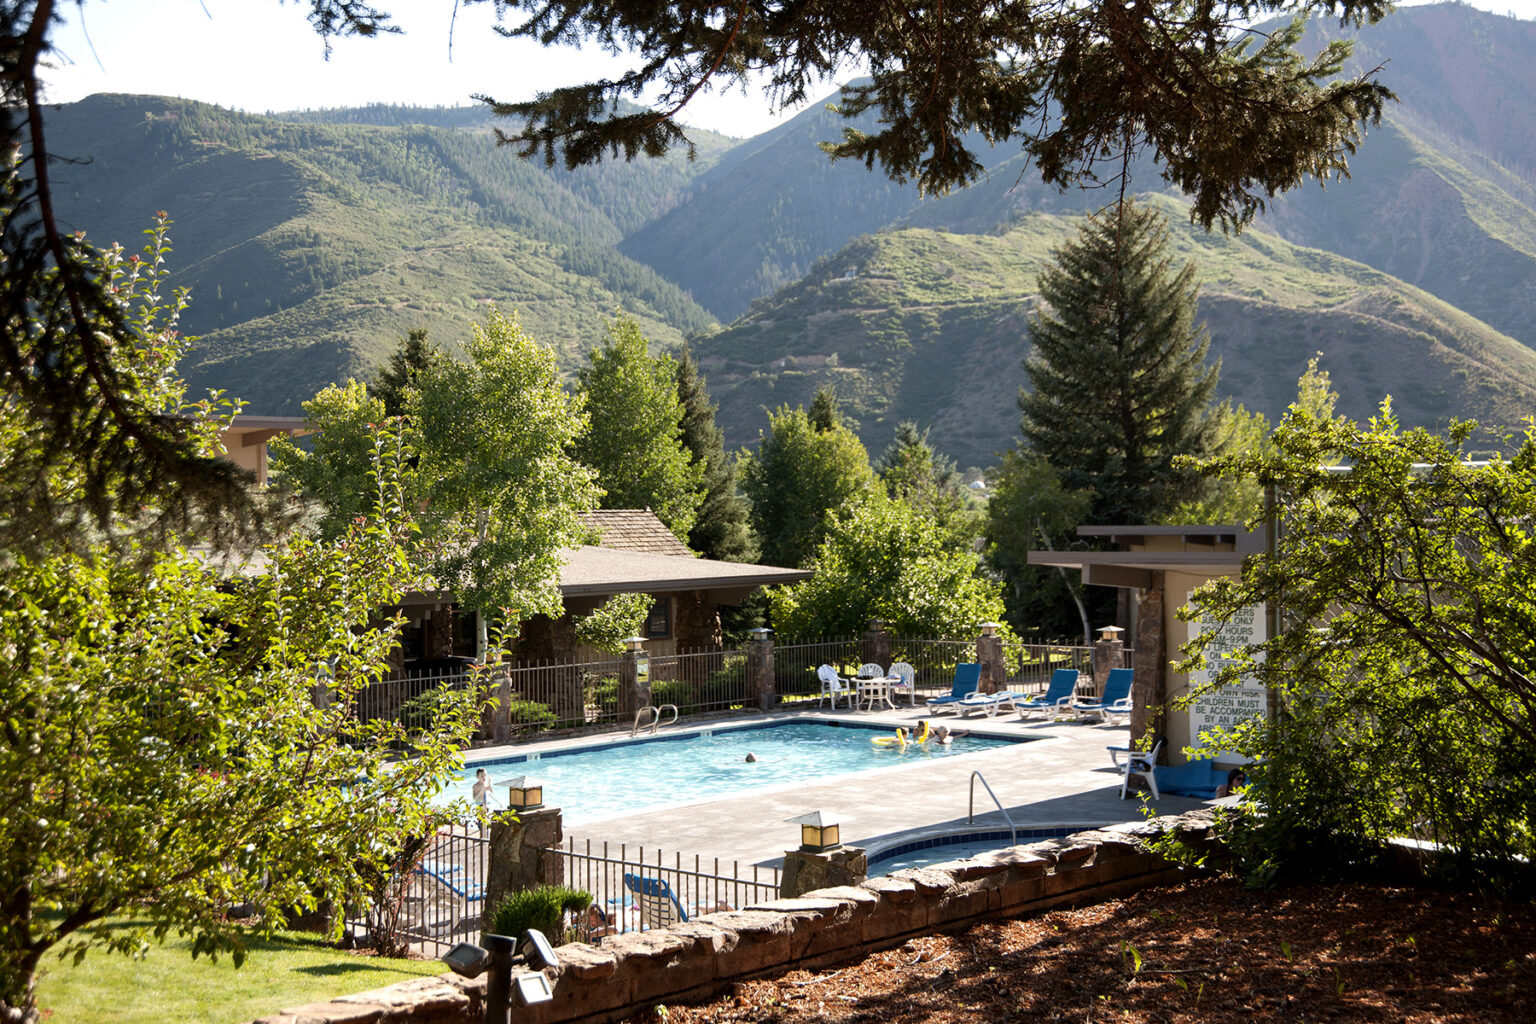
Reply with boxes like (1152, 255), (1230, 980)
(816, 664), (854, 709)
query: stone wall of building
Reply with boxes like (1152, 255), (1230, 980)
(250, 815), (1219, 1024)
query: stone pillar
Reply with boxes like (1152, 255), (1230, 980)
(975, 622), (1004, 694)
(780, 845), (868, 898)
(861, 619), (892, 670)
(1090, 628), (1125, 696)
(1130, 575), (1165, 747)
(490, 666), (512, 744)
(483, 806), (565, 927)
(619, 636), (651, 721)
(748, 628), (776, 711)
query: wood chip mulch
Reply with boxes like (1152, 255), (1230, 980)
(641, 876), (1536, 1024)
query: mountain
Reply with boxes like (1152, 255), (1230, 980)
(42, 95), (734, 414)
(33, 4), (1536, 464)
(624, 4), (1536, 341)
(696, 201), (1536, 467)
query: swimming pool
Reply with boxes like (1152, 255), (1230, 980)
(868, 825), (1087, 874)
(452, 721), (1020, 825)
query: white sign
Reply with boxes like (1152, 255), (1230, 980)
(1186, 596), (1268, 755)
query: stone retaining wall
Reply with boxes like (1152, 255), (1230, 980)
(252, 814), (1215, 1024)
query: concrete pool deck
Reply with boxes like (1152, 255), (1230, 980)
(469, 706), (1210, 869)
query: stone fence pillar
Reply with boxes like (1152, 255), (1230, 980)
(975, 622), (1004, 694)
(484, 806), (565, 926)
(780, 845), (867, 898)
(748, 628), (776, 711)
(1090, 626), (1125, 698)
(861, 619), (892, 670)
(619, 636), (651, 722)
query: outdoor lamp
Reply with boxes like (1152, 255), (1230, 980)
(1097, 625), (1125, 643)
(440, 929), (558, 1023)
(506, 776), (543, 810)
(786, 810), (840, 851)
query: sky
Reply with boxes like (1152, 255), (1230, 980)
(42, 0), (1536, 141)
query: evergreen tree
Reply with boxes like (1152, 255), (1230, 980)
(373, 327), (443, 418)
(1019, 199), (1225, 526)
(739, 403), (876, 569)
(808, 384), (842, 432)
(574, 317), (704, 540)
(675, 345), (756, 563)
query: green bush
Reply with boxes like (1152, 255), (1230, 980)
(506, 699), (557, 735)
(487, 886), (592, 944)
(649, 679), (700, 715)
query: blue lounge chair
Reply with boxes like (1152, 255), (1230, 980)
(1007, 668), (1080, 719)
(1072, 667), (1134, 723)
(924, 663), (981, 715)
(623, 873), (688, 930)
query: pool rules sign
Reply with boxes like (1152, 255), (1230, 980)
(1185, 595), (1269, 755)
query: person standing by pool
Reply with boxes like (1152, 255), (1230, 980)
(472, 767), (493, 810)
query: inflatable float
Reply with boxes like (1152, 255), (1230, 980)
(871, 721), (930, 747)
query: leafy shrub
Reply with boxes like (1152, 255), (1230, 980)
(488, 885), (592, 944)
(506, 699), (557, 735)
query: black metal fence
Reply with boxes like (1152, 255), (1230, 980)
(348, 827), (490, 958)
(554, 838), (781, 942)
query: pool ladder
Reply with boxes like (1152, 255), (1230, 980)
(969, 771), (1018, 847)
(631, 703), (678, 737)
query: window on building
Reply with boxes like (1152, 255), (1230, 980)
(644, 596), (671, 639)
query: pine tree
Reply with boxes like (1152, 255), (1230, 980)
(675, 345), (756, 563)
(876, 421), (977, 550)
(373, 327), (442, 419)
(1019, 199), (1224, 526)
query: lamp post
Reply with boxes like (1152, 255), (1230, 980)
(442, 929), (557, 1024)
(785, 810), (841, 851)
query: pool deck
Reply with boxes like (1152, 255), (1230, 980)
(467, 705), (1210, 869)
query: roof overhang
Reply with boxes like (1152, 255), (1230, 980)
(556, 545), (812, 598)
(1027, 524), (1264, 590)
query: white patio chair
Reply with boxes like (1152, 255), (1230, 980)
(816, 664), (854, 709)
(888, 661), (917, 707)
(1120, 740), (1163, 800)
(856, 662), (894, 711)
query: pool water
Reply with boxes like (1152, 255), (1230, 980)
(869, 826), (1082, 874)
(451, 721), (1017, 825)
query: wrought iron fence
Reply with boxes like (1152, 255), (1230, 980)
(498, 657), (625, 734)
(348, 827), (490, 958)
(888, 637), (975, 701)
(647, 647), (753, 715)
(772, 637), (863, 704)
(554, 838), (781, 942)
(355, 667), (473, 730)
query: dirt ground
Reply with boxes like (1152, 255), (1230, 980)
(646, 876), (1536, 1024)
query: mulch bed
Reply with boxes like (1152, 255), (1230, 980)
(645, 876), (1536, 1024)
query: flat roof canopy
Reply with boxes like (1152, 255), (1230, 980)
(1027, 525), (1264, 589)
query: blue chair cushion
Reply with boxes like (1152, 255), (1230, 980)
(1153, 759), (1226, 799)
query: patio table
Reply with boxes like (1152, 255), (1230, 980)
(856, 675), (898, 712)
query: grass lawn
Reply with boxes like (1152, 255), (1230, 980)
(35, 923), (446, 1024)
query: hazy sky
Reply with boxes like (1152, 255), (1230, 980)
(43, 0), (1536, 141)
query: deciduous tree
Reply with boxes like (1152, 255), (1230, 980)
(739, 403), (876, 569)
(574, 317), (703, 540)
(410, 308), (599, 647)
(268, 379), (393, 541)
(1184, 405), (1536, 887)
(769, 493), (1009, 641)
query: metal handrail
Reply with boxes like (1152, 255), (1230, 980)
(630, 703), (679, 737)
(968, 771), (1018, 847)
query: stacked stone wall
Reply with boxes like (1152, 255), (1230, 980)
(252, 815), (1215, 1024)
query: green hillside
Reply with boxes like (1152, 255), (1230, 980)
(622, 5), (1536, 351)
(699, 202), (1536, 467)
(44, 94), (728, 413)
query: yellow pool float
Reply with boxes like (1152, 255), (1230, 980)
(871, 727), (908, 747)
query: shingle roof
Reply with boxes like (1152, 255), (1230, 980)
(579, 509), (694, 558)
(557, 546), (812, 596)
